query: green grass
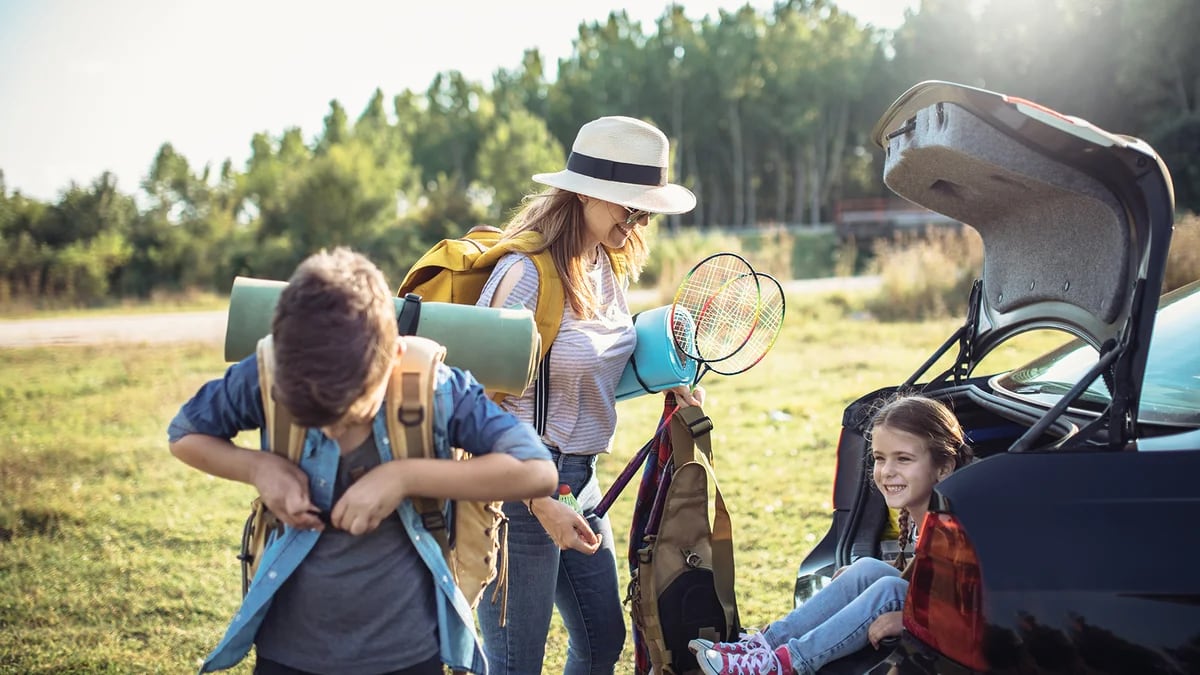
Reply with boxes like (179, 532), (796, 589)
(0, 292), (1064, 674)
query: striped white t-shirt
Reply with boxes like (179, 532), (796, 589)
(478, 252), (635, 455)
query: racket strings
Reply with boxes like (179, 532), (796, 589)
(707, 273), (785, 375)
(671, 253), (756, 361)
(692, 273), (761, 361)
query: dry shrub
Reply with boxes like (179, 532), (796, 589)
(1165, 212), (1200, 292)
(737, 225), (794, 280)
(866, 226), (983, 321)
(644, 227), (744, 303)
(834, 236), (859, 277)
(865, 212), (1198, 322)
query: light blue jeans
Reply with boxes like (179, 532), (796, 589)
(477, 451), (625, 674)
(761, 557), (906, 675)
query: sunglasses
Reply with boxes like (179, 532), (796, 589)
(622, 206), (654, 225)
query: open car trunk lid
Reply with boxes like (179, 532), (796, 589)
(871, 80), (1175, 449)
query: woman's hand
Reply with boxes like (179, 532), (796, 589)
(670, 384), (705, 408)
(867, 611), (904, 649)
(532, 498), (601, 554)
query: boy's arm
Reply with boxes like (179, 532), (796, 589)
(171, 429), (326, 530)
(358, 452), (554, 501)
(169, 434), (325, 531)
(331, 453), (555, 536)
(332, 368), (556, 535)
(443, 367), (552, 464)
(167, 356), (323, 531)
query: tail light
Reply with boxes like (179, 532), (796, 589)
(903, 512), (987, 671)
(831, 428), (845, 506)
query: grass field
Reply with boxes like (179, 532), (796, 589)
(0, 291), (1064, 674)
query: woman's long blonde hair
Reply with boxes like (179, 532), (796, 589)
(502, 188), (650, 319)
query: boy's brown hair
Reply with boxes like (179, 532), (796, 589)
(270, 247), (398, 428)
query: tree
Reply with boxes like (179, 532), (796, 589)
(492, 49), (552, 121)
(315, 99), (349, 155)
(409, 71), (494, 189)
(700, 6), (764, 226)
(476, 108), (565, 220)
(38, 173), (136, 301)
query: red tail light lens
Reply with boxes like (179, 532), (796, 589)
(831, 429), (845, 506)
(903, 512), (987, 671)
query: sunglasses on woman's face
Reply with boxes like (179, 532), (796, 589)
(622, 206), (654, 225)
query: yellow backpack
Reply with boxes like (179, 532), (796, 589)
(241, 335), (508, 615)
(397, 227), (563, 378)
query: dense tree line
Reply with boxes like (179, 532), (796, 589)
(2, 0), (1197, 305)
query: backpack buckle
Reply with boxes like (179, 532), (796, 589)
(421, 510), (447, 531)
(686, 415), (714, 437)
(398, 402), (424, 426)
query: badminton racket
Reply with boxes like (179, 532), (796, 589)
(670, 252), (759, 364)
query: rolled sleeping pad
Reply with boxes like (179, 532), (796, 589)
(224, 276), (540, 395)
(616, 304), (698, 401)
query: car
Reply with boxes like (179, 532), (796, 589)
(792, 80), (1198, 674)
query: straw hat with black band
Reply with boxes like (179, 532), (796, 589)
(532, 116), (696, 216)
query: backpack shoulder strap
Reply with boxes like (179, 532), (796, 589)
(384, 336), (450, 553)
(255, 336), (305, 462)
(668, 404), (736, 627)
(524, 250), (563, 362)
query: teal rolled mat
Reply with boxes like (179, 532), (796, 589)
(615, 304), (698, 401)
(225, 276), (540, 395)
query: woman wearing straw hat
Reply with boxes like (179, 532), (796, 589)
(475, 116), (702, 674)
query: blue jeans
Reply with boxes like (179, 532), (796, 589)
(478, 451), (625, 675)
(761, 557), (906, 675)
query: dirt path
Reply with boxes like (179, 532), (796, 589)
(0, 277), (879, 348)
(0, 310), (227, 347)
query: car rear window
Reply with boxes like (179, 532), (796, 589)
(995, 281), (1200, 428)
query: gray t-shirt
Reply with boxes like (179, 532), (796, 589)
(255, 433), (438, 674)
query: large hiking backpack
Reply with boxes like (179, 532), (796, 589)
(626, 401), (740, 674)
(240, 335), (506, 612)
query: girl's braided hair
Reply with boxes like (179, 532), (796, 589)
(867, 394), (974, 569)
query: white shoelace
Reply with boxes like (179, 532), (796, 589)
(738, 631), (772, 652)
(724, 648), (783, 675)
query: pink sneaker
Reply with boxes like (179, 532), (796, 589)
(695, 644), (793, 675)
(688, 631), (773, 656)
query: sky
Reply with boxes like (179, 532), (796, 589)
(0, 0), (916, 202)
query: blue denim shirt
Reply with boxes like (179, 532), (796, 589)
(167, 355), (549, 674)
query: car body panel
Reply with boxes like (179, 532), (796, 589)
(893, 448), (1200, 674)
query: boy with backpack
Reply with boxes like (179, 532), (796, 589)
(167, 247), (557, 675)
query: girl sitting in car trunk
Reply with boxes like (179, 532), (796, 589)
(690, 394), (974, 675)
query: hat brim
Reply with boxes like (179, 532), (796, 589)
(532, 170), (697, 215)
